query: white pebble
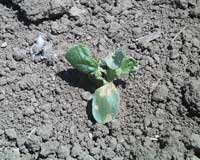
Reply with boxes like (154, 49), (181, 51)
(1, 42), (7, 48)
(69, 6), (86, 16)
(36, 35), (45, 49)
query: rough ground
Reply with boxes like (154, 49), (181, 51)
(0, 0), (200, 159)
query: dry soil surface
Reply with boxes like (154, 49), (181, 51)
(0, 0), (200, 160)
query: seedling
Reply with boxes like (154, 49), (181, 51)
(65, 44), (138, 124)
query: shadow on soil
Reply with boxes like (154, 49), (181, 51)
(56, 69), (99, 123)
(57, 68), (127, 123)
(56, 69), (99, 93)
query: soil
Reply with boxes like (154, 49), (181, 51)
(0, 0), (200, 160)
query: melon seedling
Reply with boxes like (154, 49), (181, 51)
(65, 44), (138, 124)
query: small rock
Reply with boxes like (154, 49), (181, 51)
(192, 37), (200, 48)
(191, 134), (200, 150)
(16, 138), (25, 148)
(1, 42), (7, 48)
(40, 141), (59, 158)
(0, 94), (5, 101)
(134, 128), (142, 136)
(7, 61), (17, 70)
(104, 148), (116, 160)
(79, 152), (95, 160)
(90, 147), (100, 156)
(16, 138), (26, 153)
(26, 135), (41, 152)
(0, 129), (4, 136)
(71, 143), (83, 158)
(108, 137), (117, 149)
(80, 91), (93, 101)
(93, 124), (109, 138)
(127, 135), (136, 144)
(170, 50), (180, 59)
(152, 85), (169, 102)
(143, 137), (152, 147)
(153, 54), (160, 64)
(57, 144), (70, 159)
(36, 124), (53, 141)
(13, 47), (26, 61)
(24, 106), (35, 116)
(108, 22), (121, 35)
(184, 79), (200, 114)
(0, 148), (20, 159)
(69, 6), (86, 17)
(5, 128), (17, 140)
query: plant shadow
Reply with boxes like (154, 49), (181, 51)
(56, 69), (100, 93)
(56, 69), (100, 123)
(86, 100), (96, 124)
(56, 69), (127, 123)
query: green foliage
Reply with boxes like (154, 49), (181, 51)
(65, 44), (99, 74)
(92, 82), (120, 124)
(104, 48), (138, 81)
(65, 44), (138, 124)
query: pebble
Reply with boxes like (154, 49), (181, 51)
(16, 138), (26, 152)
(26, 135), (41, 152)
(36, 124), (53, 141)
(71, 143), (83, 157)
(152, 85), (169, 102)
(57, 144), (70, 159)
(109, 137), (117, 149)
(104, 148), (116, 159)
(69, 6), (85, 17)
(170, 50), (180, 60)
(5, 128), (17, 140)
(13, 47), (26, 61)
(40, 141), (59, 157)
(192, 37), (200, 48)
(80, 91), (93, 101)
(127, 135), (136, 144)
(191, 134), (200, 150)
(24, 106), (35, 116)
(0, 94), (5, 101)
(79, 152), (95, 160)
(7, 61), (17, 70)
(90, 147), (100, 156)
(0, 129), (4, 135)
(1, 42), (7, 48)
(134, 128), (142, 136)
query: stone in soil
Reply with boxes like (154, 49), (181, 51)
(36, 124), (53, 141)
(26, 135), (41, 153)
(5, 128), (17, 140)
(190, 134), (200, 151)
(13, 47), (27, 61)
(1, 42), (7, 48)
(80, 91), (93, 101)
(57, 144), (70, 159)
(152, 84), (169, 102)
(40, 141), (59, 158)
(184, 79), (200, 114)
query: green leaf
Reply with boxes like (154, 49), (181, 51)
(65, 44), (99, 74)
(105, 51), (139, 81)
(92, 82), (120, 124)
(120, 57), (138, 74)
(104, 48), (125, 70)
(106, 68), (121, 82)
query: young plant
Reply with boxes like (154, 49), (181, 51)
(65, 44), (138, 124)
